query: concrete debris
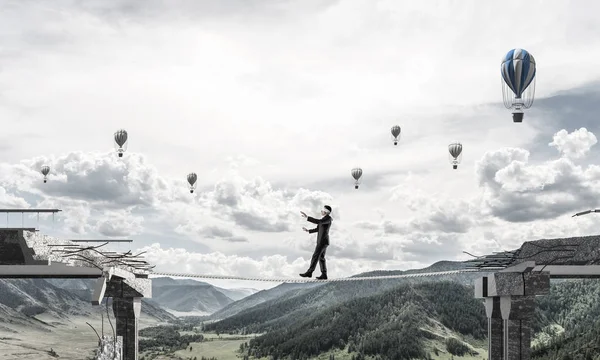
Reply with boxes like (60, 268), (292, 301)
(96, 335), (123, 360)
(22, 230), (151, 274)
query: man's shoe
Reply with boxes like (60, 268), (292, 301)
(299, 272), (312, 278)
(316, 274), (327, 280)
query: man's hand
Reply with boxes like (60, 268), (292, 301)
(302, 227), (308, 232)
(300, 211), (307, 218)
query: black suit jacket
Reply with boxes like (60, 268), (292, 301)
(307, 215), (332, 246)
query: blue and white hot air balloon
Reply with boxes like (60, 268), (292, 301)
(501, 48), (536, 123)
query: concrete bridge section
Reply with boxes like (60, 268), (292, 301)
(0, 226), (152, 360)
(469, 235), (600, 360)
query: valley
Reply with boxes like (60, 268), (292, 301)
(0, 262), (599, 359)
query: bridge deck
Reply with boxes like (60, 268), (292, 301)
(0, 264), (102, 278)
(536, 265), (600, 278)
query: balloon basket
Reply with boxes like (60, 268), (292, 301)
(512, 112), (524, 123)
(453, 165), (457, 169)
(118, 153), (123, 157)
(354, 185), (358, 189)
(393, 141), (397, 145)
(43, 180), (47, 183)
(190, 190), (194, 193)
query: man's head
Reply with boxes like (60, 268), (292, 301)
(321, 205), (332, 216)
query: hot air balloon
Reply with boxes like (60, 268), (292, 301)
(391, 125), (401, 146)
(114, 129), (128, 157)
(501, 49), (536, 123)
(448, 142), (462, 169)
(187, 173), (198, 193)
(351, 168), (362, 189)
(41, 166), (50, 183)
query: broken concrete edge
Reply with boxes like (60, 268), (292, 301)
(0, 229), (152, 302)
(475, 273), (550, 299)
(20, 230), (150, 276)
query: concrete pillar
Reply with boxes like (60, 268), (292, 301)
(474, 268), (549, 360)
(500, 295), (535, 360)
(112, 297), (141, 360)
(484, 297), (503, 360)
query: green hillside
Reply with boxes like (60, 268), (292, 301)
(220, 281), (487, 359)
(205, 262), (490, 334)
(531, 279), (600, 359)
(201, 275), (600, 359)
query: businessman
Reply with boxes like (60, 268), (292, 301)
(299, 205), (332, 280)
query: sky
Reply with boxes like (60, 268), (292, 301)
(3, 0), (600, 291)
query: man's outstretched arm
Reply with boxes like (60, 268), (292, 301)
(308, 227), (318, 233)
(307, 216), (332, 225)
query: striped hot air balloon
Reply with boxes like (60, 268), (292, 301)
(187, 173), (197, 193)
(501, 48), (536, 123)
(351, 168), (362, 189)
(41, 165), (50, 183)
(391, 125), (401, 146)
(114, 129), (128, 157)
(448, 142), (462, 169)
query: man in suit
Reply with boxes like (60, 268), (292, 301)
(299, 205), (333, 280)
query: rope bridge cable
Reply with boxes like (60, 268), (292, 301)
(150, 269), (484, 283)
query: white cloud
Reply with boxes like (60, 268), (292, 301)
(0, 186), (29, 208)
(549, 128), (597, 159)
(95, 210), (144, 237)
(3, 1), (600, 285)
(2, 128), (600, 282)
(476, 145), (600, 222)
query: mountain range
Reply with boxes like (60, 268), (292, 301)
(206, 260), (492, 332)
(2, 261), (599, 359)
(45, 276), (260, 317)
(202, 261), (600, 359)
(0, 279), (177, 328)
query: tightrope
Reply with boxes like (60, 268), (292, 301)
(150, 269), (483, 282)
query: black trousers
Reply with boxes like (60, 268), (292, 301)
(307, 242), (328, 274)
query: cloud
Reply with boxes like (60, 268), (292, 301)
(2, 128), (600, 279)
(5, 1), (600, 279)
(143, 241), (408, 280)
(0, 149), (337, 241)
(350, 128), (600, 265)
(0, 186), (29, 208)
(204, 172), (336, 233)
(549, 128), (597, 159)
(0, 152), (179, 209)
(295, 227), (396, 262)
(175, 223), (249, 243)
(357, 189), (482, 236)
(476, 145), (600, 222)
(95, 210), (144, 237)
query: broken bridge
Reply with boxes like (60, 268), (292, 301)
(0, 209), (153, 360)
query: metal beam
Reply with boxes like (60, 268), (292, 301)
(0, 209), (61, 213)
(70, 239), (132, 243)
(0, 228), (37, 231)
(537, 265), (600, 278)
(0, 264), (102, 278)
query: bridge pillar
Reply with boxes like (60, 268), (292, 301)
(484, 297), (503, 360)
(475, 266), (549, 360)
(500, 295), (535, 359)
(112, 297), (141, 360)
